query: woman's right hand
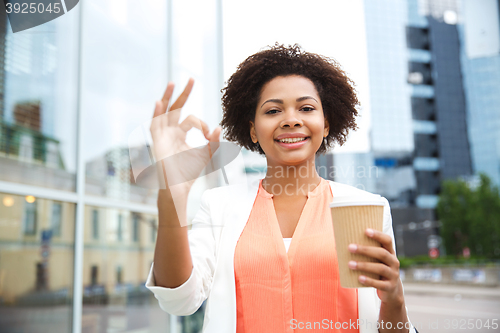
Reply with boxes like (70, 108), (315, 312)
(150, 78), (221, 202)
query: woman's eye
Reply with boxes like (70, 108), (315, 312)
(301, 107), (314, 112)
(266, 109), (279, 114)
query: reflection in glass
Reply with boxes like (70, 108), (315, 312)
(51, 202), (62, 237)
(82, 206), (170, 332)
(0, 18), (78, 191)
(0, 193), (74, 332)
(23, 200), (37, 235)
(92, 209), (99, 240)
(82, 0), (168, 206)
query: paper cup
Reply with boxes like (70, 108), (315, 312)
(330, 196), (385, 288)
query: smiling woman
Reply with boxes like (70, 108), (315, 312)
(146, 43), (418, 333)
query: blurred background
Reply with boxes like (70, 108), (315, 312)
(0, 0), (499, 332)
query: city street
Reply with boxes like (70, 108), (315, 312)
(404, 283), (500, 332)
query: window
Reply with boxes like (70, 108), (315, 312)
(408, 61), (432, 85)
(92, 209), (99, 240)
(23, 201), (37, 235)
(35, 262), (47, 291)
(132, 214), (139, 242)
(116, 266), (123, 285)
(151, 219), (157, 243)
(91, 265), (98, 286)
(406, 26), (430, 50)
(51, 202), (62, 236)
(117, 214), (123, 242)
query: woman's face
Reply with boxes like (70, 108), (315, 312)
(250, 75), (329, 167)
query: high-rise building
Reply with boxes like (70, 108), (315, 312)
(361, 0), (475, 208)
(359, 0), (488, 255)
(362, 0), (417, 209)
(407, 0), (473, 208)
(459, 0), (500, 185)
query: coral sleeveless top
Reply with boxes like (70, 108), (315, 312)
(234, 178), (358, 332)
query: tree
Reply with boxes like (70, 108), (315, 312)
(470, 174), (500, 257)
(437, 173), (500, 258)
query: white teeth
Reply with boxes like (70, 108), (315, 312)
(278, 137), (307, 143)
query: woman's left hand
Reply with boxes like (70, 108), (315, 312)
(348, 228), (404, 307)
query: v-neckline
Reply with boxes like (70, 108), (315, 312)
(258, 178), (326, 263)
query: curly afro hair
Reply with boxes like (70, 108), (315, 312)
(220, 43), (360, 156)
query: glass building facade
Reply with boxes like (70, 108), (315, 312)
(362, 0), (417, 207)
(1, 7), (79, 333)
(359, 0), (492, 255)
(459, 0), (500, 186)
(407, 0), (473, 208)
(364, 0), (414, 155)
(0, 1), (223, 332)
(362, 0), (482, 210)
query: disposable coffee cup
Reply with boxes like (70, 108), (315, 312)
(330, 196), (385, 288)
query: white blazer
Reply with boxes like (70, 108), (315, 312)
(146, 179), (417, 333)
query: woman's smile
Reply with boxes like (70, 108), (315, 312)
(275, 136), (310, 148)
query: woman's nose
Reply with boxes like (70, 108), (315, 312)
(280, 110), (303, 128)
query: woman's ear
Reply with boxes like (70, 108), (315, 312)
(249, 121), (257, 143)
(324, 119), (329, 137)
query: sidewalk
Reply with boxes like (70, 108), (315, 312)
(402, 282), (500, 300)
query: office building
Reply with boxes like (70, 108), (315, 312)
(459, 0), (500, 186)
(407, 0), (473, 209)
(356, 0), (491, 255)
(362, 0), (417, 208)
(0, 1), (224, 332)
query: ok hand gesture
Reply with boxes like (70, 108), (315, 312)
(150, 78), (221, 200)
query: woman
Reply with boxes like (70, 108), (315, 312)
(146, 44), (416, 333)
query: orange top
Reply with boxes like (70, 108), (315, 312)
(234, 178), (358, 332)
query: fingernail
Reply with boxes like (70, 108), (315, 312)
(359, 275), (366, 283)
(348, 244), (357, 252)
(348, 261), (357, 269)
(366, 228), (374, 237)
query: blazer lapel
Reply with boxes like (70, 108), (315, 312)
(203, 180), (260, 333)
(357, 288), (380, 333)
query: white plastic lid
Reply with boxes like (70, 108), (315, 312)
(329, 195), (384, 208)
